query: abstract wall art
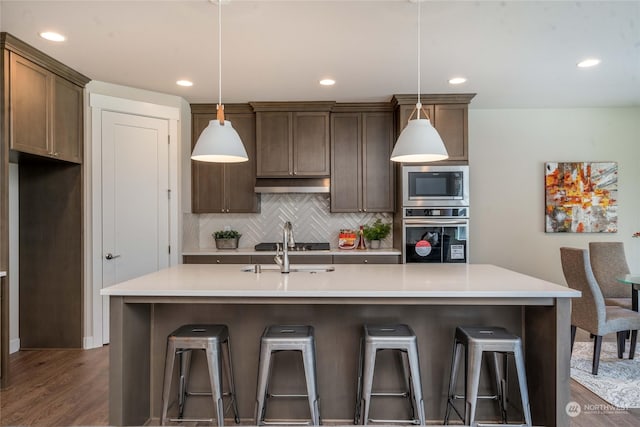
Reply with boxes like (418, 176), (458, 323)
(545, 162), (618, 233)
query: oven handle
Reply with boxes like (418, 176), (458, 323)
(403, 219), (469, 226)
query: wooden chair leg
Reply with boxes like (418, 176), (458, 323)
(592, 335), (603, 375)
(617, 331), (626, 359)
(630, 330), (638, 360)
(570, 325), (577, 355)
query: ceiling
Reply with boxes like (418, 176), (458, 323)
(1, 0), (639, 109)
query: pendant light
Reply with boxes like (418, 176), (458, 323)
(390, 0), (448, 163)
(191, 0), (248, 163)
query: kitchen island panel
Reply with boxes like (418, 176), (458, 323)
(113, 302), (541, 424)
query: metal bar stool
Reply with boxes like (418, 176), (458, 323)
(354, 324), (425, 425)
(255, 325), (320, 426)
(161, 324), (240, 426)
(444, 326), (532, 426)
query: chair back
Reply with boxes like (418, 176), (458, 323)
(589, 242), (631, 298)
(560, 247), (606, 333)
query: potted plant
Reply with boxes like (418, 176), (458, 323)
(213, 229), (242, 249)
(362, 219), (391, 249)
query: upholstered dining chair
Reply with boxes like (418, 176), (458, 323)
(589, 242), (632, 310)
(560, 247), (640, 375)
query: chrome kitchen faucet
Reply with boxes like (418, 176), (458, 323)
(274, 221), (295, 273)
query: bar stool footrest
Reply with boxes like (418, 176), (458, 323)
(368, 418), (421, 424)
(261, 420), (313, 426)
(168, 417), (214, 423)
(371, 391), (409, 397)
(267, 393), (310, 398)
(452, 394), (499, 400)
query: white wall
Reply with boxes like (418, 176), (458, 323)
(469, 107), (640, 285)
(8, 164), (19, 353)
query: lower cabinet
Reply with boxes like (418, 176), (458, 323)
(332, 255), (400, 264)
(183, 254), (399, 264)
(183, 255), (251, 264)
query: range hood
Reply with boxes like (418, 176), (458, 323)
(254, 178), (330, 193)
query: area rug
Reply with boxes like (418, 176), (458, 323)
(570, 341), (640, 408)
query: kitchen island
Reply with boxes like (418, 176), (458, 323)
(102, 263), (579, 426)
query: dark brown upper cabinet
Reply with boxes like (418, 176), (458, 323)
(331, 105), (395, 213)
(251, 102), (334, 178)
(9, 52), (83, 163)
(191, 104), (259, 214)
(392, 94), (475, 164)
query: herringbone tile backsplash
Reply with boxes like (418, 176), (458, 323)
(184, 193), (393, 249)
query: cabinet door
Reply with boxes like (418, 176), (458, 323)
(191, 114), (225, 213)
(330, 113), (361, 212)
(9, 53), (51, 157)
(362, 112), (394, 212)
(332, 255), (400, 264)
(256, 112), (292, 177)
(52, 76), (83, 163)
(293, 112), (330, 176)
(434, 104), (468, 161)
(183, 255), (252, 264)
(225, 112), (259, 213)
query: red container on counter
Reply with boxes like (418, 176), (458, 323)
(338, 229), (357, 250)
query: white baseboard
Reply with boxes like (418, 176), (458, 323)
(83, 336), (96, 349)
(9, 338), (20, 354)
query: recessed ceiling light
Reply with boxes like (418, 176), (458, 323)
(176, 80), (193, 87)
(39, 31), (66, 42)
(319, 79), (336, 86)
(448, 77), (467, 85)
(577, 58), (601, 68)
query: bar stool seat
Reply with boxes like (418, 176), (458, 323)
(255, 325), (320, 426)
(355, 324), (425, 425)
(444, 326), (532, 426)
(161, 324), (239, 426)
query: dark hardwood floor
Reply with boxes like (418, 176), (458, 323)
(0, 346), (638, 426)
(0, 347), (108, 426)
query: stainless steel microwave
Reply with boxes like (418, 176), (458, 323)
(402, 165), (469, 207)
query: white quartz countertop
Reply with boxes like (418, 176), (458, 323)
(101, 263), (579, 299)
(182, 248), (401, 256)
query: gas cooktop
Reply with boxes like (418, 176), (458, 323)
(254, 242), (330, 252)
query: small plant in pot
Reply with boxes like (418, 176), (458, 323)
(362, 219), (391, 249)
(213, 229), (242, 249)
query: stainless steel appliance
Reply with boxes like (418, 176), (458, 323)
(254, 242), (330, 251)
(402, 165), (469, 207)
(402, 208), (468, 263)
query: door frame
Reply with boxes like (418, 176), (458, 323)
(87, 93), (180, 348)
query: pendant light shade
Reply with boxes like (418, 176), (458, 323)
(192, 118), (248, 163)
(191, 0), (248, 163)
(390, 117), (448, 163)
(390, 0), (448, 163)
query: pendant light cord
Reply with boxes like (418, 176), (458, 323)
(218, 0), (222, 107)
(416, 0), (421, 118)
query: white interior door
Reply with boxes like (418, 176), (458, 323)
(101, 111), (170, 343)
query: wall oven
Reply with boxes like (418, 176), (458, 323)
(402, 165), (469, 207)
(402, 207), (469, 263)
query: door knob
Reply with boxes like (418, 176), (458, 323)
(105, 253), (121, 260)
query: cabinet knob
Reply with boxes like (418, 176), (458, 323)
(363, 209), (367, 212)
(216, 259), (220, 264)
(364, 259), (368, 263)
(226, 209), (230, 213)
(221, 209), (225, 213)
(289, 172), (293, 176)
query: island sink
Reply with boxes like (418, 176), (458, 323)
(241, 264), (335, 273)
